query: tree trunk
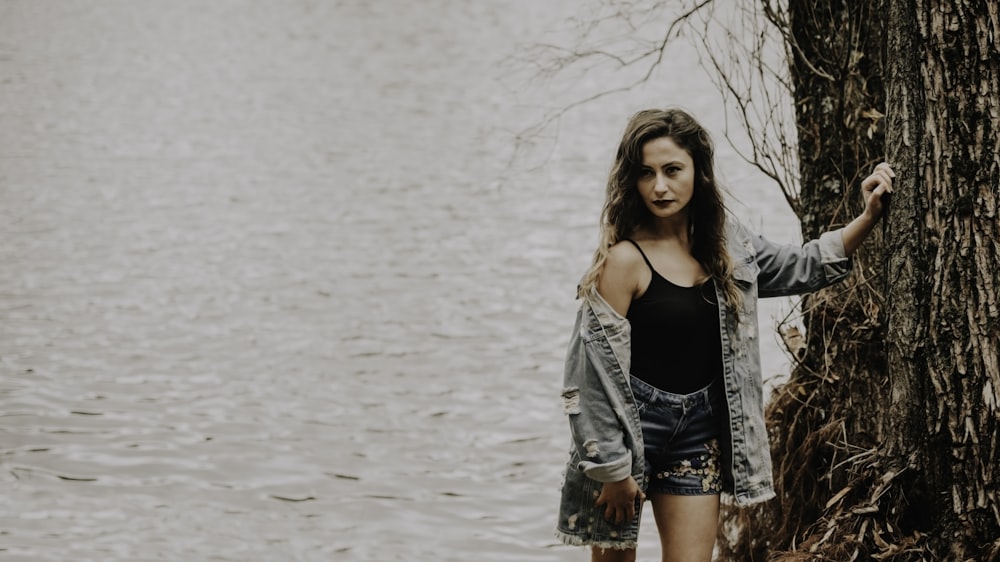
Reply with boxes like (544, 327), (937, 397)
(884, 0), (1000, 557)
(721, 1), (1000, 560)
(719, 1), (891, 557)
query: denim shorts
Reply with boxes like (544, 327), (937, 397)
(630, 375), (724, 496)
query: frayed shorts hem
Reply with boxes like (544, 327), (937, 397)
(554, 530), (637, 551)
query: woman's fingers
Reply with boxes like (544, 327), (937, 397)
(874, 161), (896, 177)
(599, 499), (637, 524)
(862, 165), (895, 196)
(859, 163), (897, 219)
(595, 476), (643, 524)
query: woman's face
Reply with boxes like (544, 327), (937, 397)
(636, 136), (696, 222)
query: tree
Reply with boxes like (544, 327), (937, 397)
(723, 2), (1000, 559)
(524, 1), (1000, 559)
(880, 1), (1000, 558)
(718, 2), (894, 558)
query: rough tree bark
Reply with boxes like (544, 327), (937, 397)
(884, 0), (1000, 557)
(721, 1), (1000, 560)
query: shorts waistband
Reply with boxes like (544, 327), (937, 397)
(629, 374), (719, 408)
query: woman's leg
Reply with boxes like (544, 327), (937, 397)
(591, 546), (636, 562)
(649, 492), (719, 562)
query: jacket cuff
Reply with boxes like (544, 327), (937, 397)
(579, 451), (633, 483)
(819, 228), (852, 281)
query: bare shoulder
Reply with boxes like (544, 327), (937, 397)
(598, 241), (646, 316)
(604, 240), (645, 272)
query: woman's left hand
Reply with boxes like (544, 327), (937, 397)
(861, 162), (896, 219)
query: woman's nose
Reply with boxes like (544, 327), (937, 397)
(654, 174), (669, 193)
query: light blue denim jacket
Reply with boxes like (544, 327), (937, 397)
(555, 217), (852, 549)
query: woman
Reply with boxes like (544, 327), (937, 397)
(554, 108), (894, 561)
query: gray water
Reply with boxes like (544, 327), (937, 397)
(0, 2), (799, 560)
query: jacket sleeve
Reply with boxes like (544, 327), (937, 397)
(748, 225), (853, 298)
(560, 307), (633, 483)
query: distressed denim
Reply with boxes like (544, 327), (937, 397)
(631, 375), (725, 496)
(555, 217), (852, 549)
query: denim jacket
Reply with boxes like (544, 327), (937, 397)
(555, 217), (852, 549)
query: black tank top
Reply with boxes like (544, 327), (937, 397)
(625, 240), (723, 394)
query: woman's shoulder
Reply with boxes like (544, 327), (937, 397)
(597, 240), (648, 315)
(605, 239), (645, 270)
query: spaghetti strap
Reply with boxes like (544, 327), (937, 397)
(624, 239), (655, 273)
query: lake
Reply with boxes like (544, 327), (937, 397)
(0, 1), (800, 560)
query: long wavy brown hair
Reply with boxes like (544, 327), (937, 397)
(578, 108), (742, 317)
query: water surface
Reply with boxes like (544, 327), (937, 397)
(0, 2), (799, 560)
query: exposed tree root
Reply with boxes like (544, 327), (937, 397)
(717, 362), (939, 561)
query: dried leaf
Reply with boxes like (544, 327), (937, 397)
(825, 485), (853, 509)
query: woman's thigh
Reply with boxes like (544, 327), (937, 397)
(649, 492), (719, 562)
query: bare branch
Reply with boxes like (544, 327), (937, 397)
(690, 2), (801, 214)
(507, 0), (718, 153)
(507, 0), (803, 219)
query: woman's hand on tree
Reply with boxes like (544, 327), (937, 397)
(861, 162), (896, 219)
